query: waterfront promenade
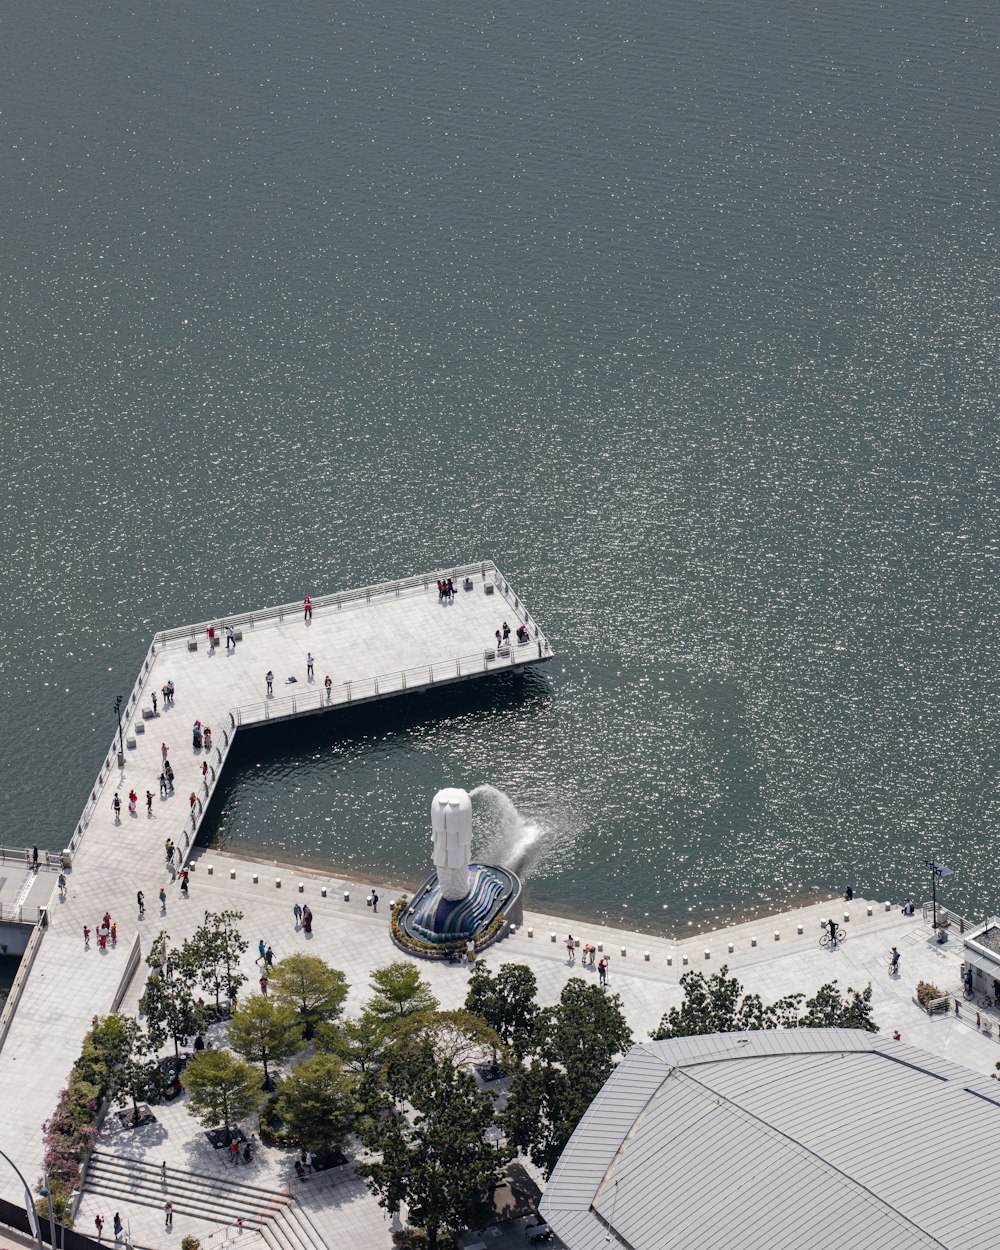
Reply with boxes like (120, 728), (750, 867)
(67, 855), (998, 1250)
(0, 564), (551, 1209)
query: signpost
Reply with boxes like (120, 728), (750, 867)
(923, 856), (953, 929)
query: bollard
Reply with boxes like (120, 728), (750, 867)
(644, 951), (650, 962)
(797, 924), (803, 935)
(298, 883), (304, 894)
(620, 947), (626, 957)
(597, 942), (604, 953)
(774, 931), (780, 942)
(252, 873), (258, 884)
(751, 937), (757, 947)
(884, 901), (891, 912)
(667, 955), (673, 966)
(510, 924), (517, 935)
(527, 927), (533, 938)
(275, 878), (281, 889)
(867, 906), (873, 916)
(229, 869), (236, 880)
(551, 933), (557, 943)
(344, 891), (350, 902)
(728, 942), (735, 953)
(207, 865), (214, 876)
(321, 886), (327, 898)
(843, 912), (850, 923)
(682, 955), (689, 966)
(705, 949), (711, 960)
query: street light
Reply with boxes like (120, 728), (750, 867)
(40, 1170), (57, 1250)
(114, 693), (124, 766)
(0, 1144), (43, 1250)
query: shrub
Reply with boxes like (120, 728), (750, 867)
(181, 1237), (202, 1250)
(915, 981), (945, 1008)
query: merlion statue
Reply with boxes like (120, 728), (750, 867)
(431, 787), (473, 901)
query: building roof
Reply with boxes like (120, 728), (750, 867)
(539, 1029), (1000, 1250)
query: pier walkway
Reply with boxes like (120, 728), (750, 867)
(0, 562), (551, 1207)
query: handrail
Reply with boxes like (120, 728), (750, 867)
(0, 846), (61, 867)
(0, 916), (47, 1054)
(153, 560), (498, 647)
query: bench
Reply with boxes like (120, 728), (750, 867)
(142, 707), (156, 720)
(484, 582), (495, 595)
(134, 722), (145, 735)
(187, 639), (198, 651)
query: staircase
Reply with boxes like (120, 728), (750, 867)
(260, 1197), (328, 1250)
(85, 1152), (293, 1230)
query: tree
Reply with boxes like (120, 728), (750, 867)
(392, 1010), (505, 1075)
(464, 963), (538, 1060)
(268, 954), (349, 1030)
(318, 1009), (395, 1116)
(228, 997), (305, 1090)
(367, 962), (438, 1022)
(274, 1054), (357, 1153)
(183, 1049), (264, 1135)
(88, 1014), (161, 1125)
(650, 966), (877, 1039)
(141, 969), (206, 1059)
(503, 978), (632, 1177)
(178, 910), (248, 1010)
(357, 1042), (505, 1249)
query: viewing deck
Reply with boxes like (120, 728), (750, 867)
(65, 560), (553, 865)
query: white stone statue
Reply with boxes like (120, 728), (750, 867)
(431, 787), (473, 901)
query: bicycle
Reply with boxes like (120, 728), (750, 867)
(977, 994), (996, 1012)
(819, 927), (846, 949)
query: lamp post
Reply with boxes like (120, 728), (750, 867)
(114, 693), (124, 766)
(40, 1170), (57, 1250)
(0, 1144), (43, 1249)
(923, 854), (954, 929)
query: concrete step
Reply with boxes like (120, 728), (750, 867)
(86, 1153), (290, 1226)
(260, 1215), (298, 1250)
(281, 1199), (328, 1248)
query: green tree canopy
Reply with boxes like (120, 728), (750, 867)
(392, 1010), (505, 1075)
(178, 909), (248, 1009)
(141, 969), (206, 1059)
(357, 1042), (504, 1249)
(183, 1048), (264, 1134)
(268, 953), (349, 1028)
(503, 978), (632, 1177)
(649, 966), (877, 1039)
(464, 963), (538, 1060)
(88, 1014), (161, 1124)
(228, 996), (305, 1088)
(318, 1008), (395, 1116)
(367, 961), (438, 1022)
(274, 1054), (357, 1153)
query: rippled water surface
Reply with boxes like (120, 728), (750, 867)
(1, 1), (996, 935)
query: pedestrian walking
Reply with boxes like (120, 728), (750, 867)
(260, 974), (268, 995)
(151, 691), (157, 715)
(58, 872), (67, 898)
(94, 1213), (104, 1242)
(111, 922), (117, 947)
(371, 890), (379, 913)
(163, 1199), (173, 1229)
(495, 629), (502, 648)
(265, 945), (274, 967)
(146, 790), (154, 815)
(303, 595), (312, 621)
(201, 760), (208, 778)
(229, 1137), (240, 1165)
(180, 869), (189, 897)
(889, 946), (900, 976)
(128, 789), (137, 816)
(113, 1213), (123, 1239)
(165, 838), (175, 863)
(258, 939), (266, 963)
(112, 793), (121, 821)
(226, 625), (236, 650)
(159, 771), (167, 797)
(566, 934), (576, 963)
(160, 1161), (167, 1183)
(293, 902), (303, 927)
(304, 1149), (314, 1173)
(266, 670), (274, 695)
(302, 905), (313, 935)
(598, 957), (607, 985)
(324, 674), (332, 700)
(502, 621), (511, 644)
(189, 791), (197, 811)
(83, 926), (90, 948)
(162, 742), (169, 759)
(31, 845), (38, 872)
(159, 887), (167, 914)
(137, 890), (145, 917)
(307, 652), (314, 680)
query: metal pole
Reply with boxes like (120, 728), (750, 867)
(931, 853), (937, 929)
(0, 1145), (44, 1250)
(115, 694), (124, 762)
(42, 1170), (56, 1250)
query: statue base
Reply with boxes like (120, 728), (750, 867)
(395, 864), (523, 959)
